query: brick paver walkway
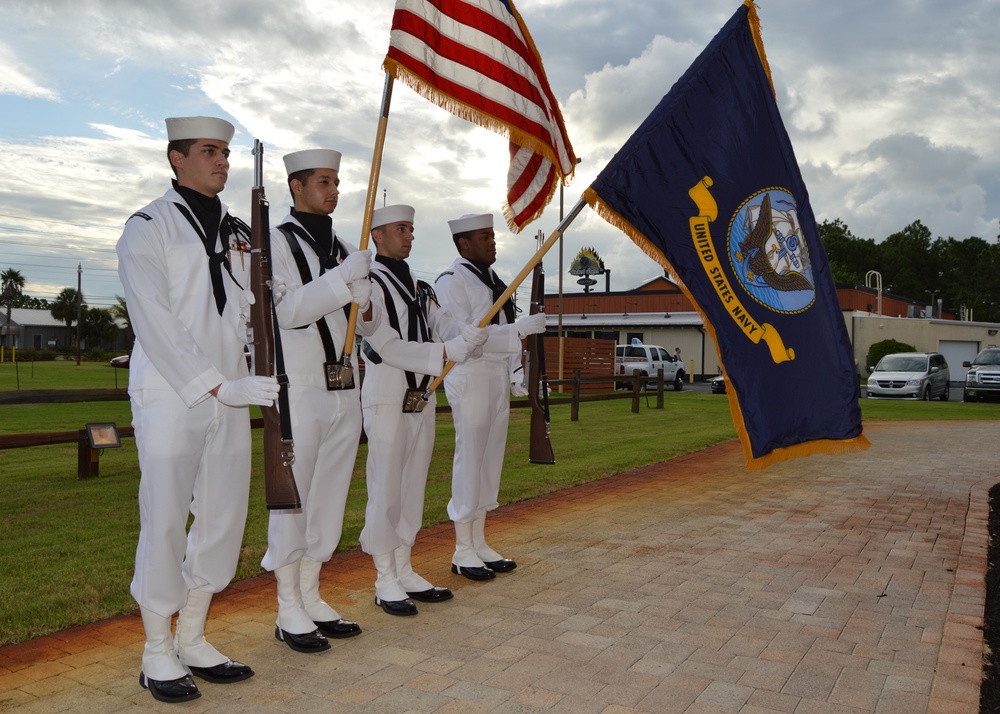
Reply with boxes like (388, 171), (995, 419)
(0, 421), (994, 713)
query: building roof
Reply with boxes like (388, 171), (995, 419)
(545, 311), (703, 329)
(3, 308), (66, 328)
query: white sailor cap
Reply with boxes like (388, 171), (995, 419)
(448, 213), (493, 235)
(165, 116), (235, 143)
(282, 149), (342, 176)
(371, 204), (415, 229)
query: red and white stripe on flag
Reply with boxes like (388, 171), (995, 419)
(384, 0), (576, 232)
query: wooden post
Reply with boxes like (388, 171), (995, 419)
(77, 430), (99, 479)
(631, 368), (641, 413)
(656, 368), (664, 409)
(570, 369), (581, 422)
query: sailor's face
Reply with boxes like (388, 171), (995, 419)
(459, 228), (496, 266)
(373, 221), (414, 260)
(172, 139), (230, 197)
(294, 169), (340, 215)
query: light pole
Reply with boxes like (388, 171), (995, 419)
(557, 157), (582, 391)
(865, 270), (882, 316)
(925, 289), (940, 319)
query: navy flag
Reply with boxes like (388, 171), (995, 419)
(584, 1), (870, 469)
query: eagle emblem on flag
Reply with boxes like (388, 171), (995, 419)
(731, 189), (815, 314)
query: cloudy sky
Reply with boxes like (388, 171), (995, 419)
(1, 0), (998, 312)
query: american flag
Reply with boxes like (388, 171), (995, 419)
(384, 0), (576, 232)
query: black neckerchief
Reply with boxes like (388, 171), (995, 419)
(369, 262), (430, 391)
(291, 209), (335, 264)
(172, 180), (233, 315)
(282, 212), (342, 273)
(174, 181), (222, 240)
(375, 254), (415, 294)
(461, 259), (515, 324)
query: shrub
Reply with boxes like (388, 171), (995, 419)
(11, 349), (58, 362)
(866, 339), (916, 371)
(87, 348), (112, 361)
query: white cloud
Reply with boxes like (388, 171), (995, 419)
(0, 0), (998, 304)
(0, 42), (59, 100)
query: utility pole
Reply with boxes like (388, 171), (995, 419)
(75, 264), (82, 365)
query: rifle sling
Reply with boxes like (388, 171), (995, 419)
(255, 211), (293, 443)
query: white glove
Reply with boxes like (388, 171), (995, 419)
(239, 288), (256, 308)
(515, 312), (547, 338)
(338, 249), (371, 283)
(461, 324), (487, 346)
(510, 380), (529, 397)
(348, 279), (371, 311)
(444, 337), (483, 363)
(269, 278), (287, 306)
(216, 375), (280, 407)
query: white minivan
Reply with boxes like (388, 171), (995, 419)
(866, 352), (950, 400)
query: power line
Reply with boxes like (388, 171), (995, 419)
(0, 211), (125, 232)
(1, 260), (119, 273)
(0, 235), (118, 253)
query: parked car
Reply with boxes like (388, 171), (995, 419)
(866, 352), (949, 400)
(614, 342), (685, 391)
(709, 374), (727, 394)
(963, 348), (1000, 402)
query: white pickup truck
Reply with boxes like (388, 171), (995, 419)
(615, 343), (685, 391)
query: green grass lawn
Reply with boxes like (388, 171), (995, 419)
(2, 361), (998, 646)
(0, 359), (130, 392)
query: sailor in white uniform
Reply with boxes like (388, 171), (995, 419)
(118, 116), (278, 704)
(434, 213), (547, 581)
(358, 205), (485, 616)
(260, 149), (375, 653)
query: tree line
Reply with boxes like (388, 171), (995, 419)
(1, 267), (132, 352)
(819, 219), (1000, 323)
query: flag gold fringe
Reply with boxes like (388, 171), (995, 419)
(384, 57), (570, 233)
(744, 1), (775, 97)
(500, 169), (561, 234)
(583, 187), (872, 471)
(383, 57), (573, 180)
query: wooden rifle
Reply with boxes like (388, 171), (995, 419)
(527, 235), (555, 464)
(250, 140), (301, 510)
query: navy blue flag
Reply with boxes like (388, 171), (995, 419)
(584, 1), (869, 469)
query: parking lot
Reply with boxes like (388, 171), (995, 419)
(688, 377), (971, 402)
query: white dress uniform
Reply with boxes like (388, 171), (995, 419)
(360, 258), (468, 602)
(260, 211), (376, 574)
(118, 185), (254, 620)
(434, 257), (522, 537)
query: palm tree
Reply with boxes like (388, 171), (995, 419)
(110, 295), (134, 350)
(82, 307), (120, 351)
(50, 287), (84, 350)
(2, 268), (26, 349)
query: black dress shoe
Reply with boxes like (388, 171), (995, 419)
(482, 558), (517, 573)
(275, 625), (330, 653)
(374, 596), (418, 616)
(313, 618), (362, 639)
(139, 671), (201, 703)
(451, 563), (496, 581)
(406, 587), (454, 603)
(187, 660), (255, 683)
